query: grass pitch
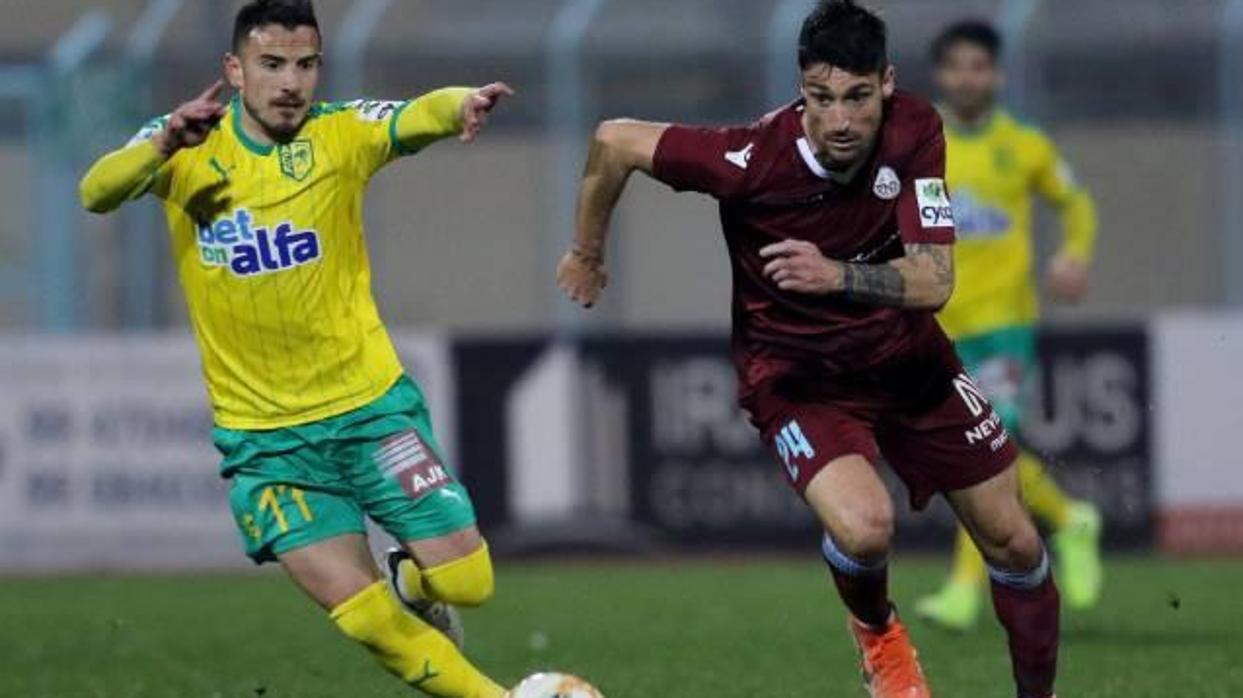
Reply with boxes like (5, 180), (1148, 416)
(1, 556), (1240, 697)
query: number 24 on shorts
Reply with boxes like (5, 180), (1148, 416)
(775, 419), (817, 481)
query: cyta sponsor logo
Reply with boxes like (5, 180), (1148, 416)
(915, 177), (955, 228)
(197, 208), (322, 277)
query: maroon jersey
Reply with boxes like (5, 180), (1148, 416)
(652, 91), (956, 403)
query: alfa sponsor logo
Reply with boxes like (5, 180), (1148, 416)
(196, 208), (322, 277)
(915, 177), (955, 228)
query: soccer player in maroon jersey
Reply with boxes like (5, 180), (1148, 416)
(556, 2), (1060, 697)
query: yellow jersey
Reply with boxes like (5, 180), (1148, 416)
(86, 90), (468, 429)
(936, 109), (1097, 340)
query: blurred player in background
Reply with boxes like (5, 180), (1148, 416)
(79, 1), (514, 695)
(557, 1), (1061, 696)
(916, 20), (1103, 632)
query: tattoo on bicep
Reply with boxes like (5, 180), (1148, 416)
(842, 263), (906, 306)
(907, 243), (954, 287)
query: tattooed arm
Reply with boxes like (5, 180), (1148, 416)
(759, 240), (954, 310)
(841, 243), (954, 308)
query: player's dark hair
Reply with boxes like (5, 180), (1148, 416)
(233, 0), (320, 52)
(797, 0), (888, 75)
(930, 20), (1002, 65)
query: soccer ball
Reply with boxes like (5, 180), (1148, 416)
(509, 672), (605, 698)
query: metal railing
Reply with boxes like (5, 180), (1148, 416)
(1, 0), (1239, 333)
(119, 0), (186, 329)
(0, 1), (195, 331)
(547, 0), (610, 331)
(1221, 0), (1243, 305)
(333, 0), (395, 98)
(38, 10), (113, 332)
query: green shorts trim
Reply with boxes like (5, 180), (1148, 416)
(954, 325), (1036, 433)
(215, 376), (478, 564)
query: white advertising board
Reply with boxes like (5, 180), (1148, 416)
(0, 332), (452, 571)
(1154, 312), (1243, 552)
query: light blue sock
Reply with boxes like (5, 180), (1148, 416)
(821, 532), (887, 577)
(987, 548), (1051, 591)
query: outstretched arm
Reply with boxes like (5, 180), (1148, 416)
(557, 119), (668, 308)
(759, 240), (954, 310)
(391, 83), (514, 155)
(80, 80), (226, 213)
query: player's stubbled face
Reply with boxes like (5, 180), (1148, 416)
(800, 63), (894, 171)
(934, 42), (999, 121)
(229, 25), (321, 141)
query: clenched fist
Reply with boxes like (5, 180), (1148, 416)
(557, 247), (608, 308)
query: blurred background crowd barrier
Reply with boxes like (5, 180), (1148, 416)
(0, 0), (1241, 569)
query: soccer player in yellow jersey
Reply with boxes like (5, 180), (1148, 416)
(915, 19), (1105, 631)
(79, 2), (515, 695)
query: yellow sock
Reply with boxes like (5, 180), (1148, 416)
(398, 543), (495, 608)
(331, 581), (505, 698)
(397, 557), (430, 602)
(948, 524), (988, 588)
(1017, 450), (1072, 530)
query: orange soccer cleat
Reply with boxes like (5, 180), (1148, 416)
(848, 611), (933, 698)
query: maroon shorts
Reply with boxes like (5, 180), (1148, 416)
(744, 354), (1018, 510)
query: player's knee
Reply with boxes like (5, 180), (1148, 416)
(1005, 523), (1045, 571)
(421, 542), (495, 608)
(831, 506), (894, 560)
(978, 515), (1042, 572)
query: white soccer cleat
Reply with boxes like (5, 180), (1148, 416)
(384, 547), (466, 649)
(509, 672), (605, 698)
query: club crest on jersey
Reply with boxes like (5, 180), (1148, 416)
(915, 177), (954, 228)
(196, 208), (322, 277)
(278, 140), (314, 181)
(873, 166), (900, 200)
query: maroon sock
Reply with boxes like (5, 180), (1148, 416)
(830, 565), (891, 626)
(822, 533), (890, 626)
(990, 571), (1060, 698)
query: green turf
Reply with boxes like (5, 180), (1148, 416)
(1, 556), (1240, 697)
